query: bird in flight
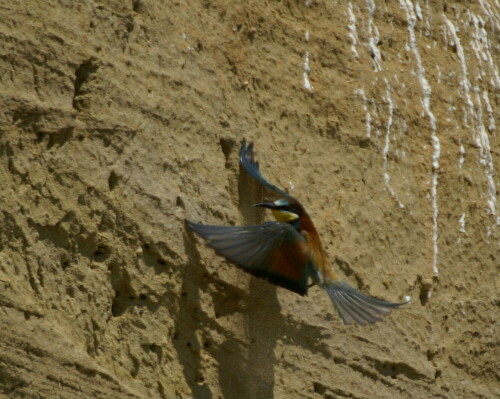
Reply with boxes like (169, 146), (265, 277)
(186, 140), (408, 325)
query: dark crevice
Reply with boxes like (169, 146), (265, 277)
(313, 382), (326, 394)
(368, 357), (430, 382)
(73, 58), (99, 110)
(94, 244), (110, 262)
(47, 127), (74, 149)
(334, 256), (365, 288)
(108, 260), (161, 317)
(130, 355), (140, 378)
(417, 275), (433, 305)
(176, 195), (185, 209)
(132, 0), (142, 12)
(141, 242), (177, 274)
(108, 171), (119, 191)
(219, 137), (237, 169)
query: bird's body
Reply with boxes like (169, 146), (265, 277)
(186, 140), (408, 326)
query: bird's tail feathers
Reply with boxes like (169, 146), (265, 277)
(324, 280), (408, 326)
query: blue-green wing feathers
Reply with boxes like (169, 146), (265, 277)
(186, 220), (310, 295)
(239, 140), (291, 198)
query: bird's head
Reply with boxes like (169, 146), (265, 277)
(254, 198), (303, 224)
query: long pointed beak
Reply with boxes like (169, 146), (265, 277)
(253, 202), (278, 210)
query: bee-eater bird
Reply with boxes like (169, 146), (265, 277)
(186, 140), (408, 326)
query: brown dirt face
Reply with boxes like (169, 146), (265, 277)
(0, 1), (498, 398)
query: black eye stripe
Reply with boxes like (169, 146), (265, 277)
(277, 205), (300, 213)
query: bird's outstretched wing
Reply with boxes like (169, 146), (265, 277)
(239, 140), (291, 198)
(186, 220), (310, 295)
(324, 281), (409, 326)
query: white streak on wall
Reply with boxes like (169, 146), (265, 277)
(482, 90), (495, 133)
(445, 19), (474, 128)
(347, 2), (359, 57)
(475, 90), (497, 219)
(478, 0), (500, 31)
(415, 1), (423, 21)
(303, 51), (313, 91)
(356, 88), (372, 138)
(469, 13), (500, 89)
(365, 0), (382, 72)
(423, 0), (431, 36)
(446, 17), (498, 224)
(459, 143), (465, 169)
(401, 0), (440, 276)
(459, 213), (466, 233)
(304, 53), (311, 73)
(383, 78), (405, 209)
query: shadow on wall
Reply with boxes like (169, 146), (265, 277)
(176, 141), (329, 398)
(230, 151), (283, 399)
(174, 231), (214, 399)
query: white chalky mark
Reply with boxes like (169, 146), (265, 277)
(304, 52), (311, 73)
(347, 2), (359, 57)
(469, 13), (500, 89)
(444, 18), (475, 128)
(382, 78), (405, 209)
(415, 1), (423, 20)
(303, 73), (312, 91)
(446, 17), (498, 225)
(475, 91), (497, 218)
(423, 0), (432, 36)
(366, 0), (382, 72)
(356, 88), (372, 138)
(362, 90), (371, 138)
(459, 213), (466, 233)
(482, 90), (495, 133)
(303, 52), (313, 91)
(478, 0), (500, 31)
(432, 136), (440, 170)
(459, 144), (465, 169)
(304, 30), (310, 42)
(400, 0), (439, 276)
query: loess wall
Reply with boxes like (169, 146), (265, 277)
(0, 1), (498, 398)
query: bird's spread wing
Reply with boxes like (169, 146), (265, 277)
(324, 280), (409, 326)
(239, 140), (290, 198)
(187, 220), (310, 295)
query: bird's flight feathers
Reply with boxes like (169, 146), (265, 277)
(239, 140), (291, 198)
(186, 220), (310, 295)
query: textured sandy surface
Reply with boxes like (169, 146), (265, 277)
(0, 1), (498, 398)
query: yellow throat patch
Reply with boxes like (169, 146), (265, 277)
(271, 209), (299, 223)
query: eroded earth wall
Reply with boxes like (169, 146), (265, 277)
(0, 1), (498, 398)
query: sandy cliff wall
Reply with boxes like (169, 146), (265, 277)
(0, 1), (498, 398)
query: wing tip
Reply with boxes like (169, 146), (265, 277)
(239, 138), (248, 158)
(325, 280), (408, 326)
(185, 219), (198, 230)
(239, 139), (257, 168)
